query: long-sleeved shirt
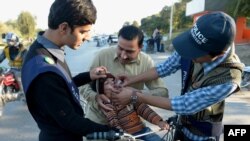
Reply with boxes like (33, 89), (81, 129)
(80, 47), (168, 124)
(156, 50), (238, 140)
(104, 102), (162, 134)
(156, 50), (237, 115)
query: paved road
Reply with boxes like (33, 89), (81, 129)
(0, 42), (249, 141)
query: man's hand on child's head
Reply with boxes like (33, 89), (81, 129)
(90, 66), (108, 80)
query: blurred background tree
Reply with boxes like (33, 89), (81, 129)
(226, 0), (250, 18)
(17, 11), (36, 39)
(132, 21), (139, 27)
(0, 11), (36, 46)
(140, 0), (192, 37)
(226, 0), (250, 26)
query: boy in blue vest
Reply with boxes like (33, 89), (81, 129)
(21, 0), (118, 141)
(111, 11), (244, 141)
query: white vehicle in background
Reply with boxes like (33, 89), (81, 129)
(92, 35), (107, 47)
(107, 35), (118, 44)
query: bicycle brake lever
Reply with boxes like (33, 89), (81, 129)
(121, 133), (136, 141)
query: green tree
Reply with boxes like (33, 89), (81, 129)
(173, 0), (192, 31)
(139, 0), (192, 36)
(158, 6), (171, 34)
(0, 21), (21, 38)
(0, 22), (8, 43)
(227, 0), (250, 18)
(132, 21), (139, 27)
(140, 14), (163, 36)
(5, 20), (18, 30)
(17, 11), (36, 38)
(0, 22), (9, 34)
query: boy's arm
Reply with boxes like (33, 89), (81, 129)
(135, 102), (163, 125)
(135, 102), (169, 130)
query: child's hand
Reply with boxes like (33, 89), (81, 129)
(96, 94), (113, 111)
(158, 121), (170, 130)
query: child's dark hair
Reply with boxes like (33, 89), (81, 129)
(91, 78), (106, 94)
(91, 73), (115, 94)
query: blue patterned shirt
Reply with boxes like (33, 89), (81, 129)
(156, 50), (237, 140)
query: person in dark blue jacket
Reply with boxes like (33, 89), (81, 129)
(21, 0), (116, 141)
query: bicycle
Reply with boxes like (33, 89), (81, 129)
(161, 115), (181, 141)
(85, 115), (181, 141)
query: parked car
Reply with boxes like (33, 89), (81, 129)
(96, 36), (107, 47)
(107, 35), (118, 44)
(92, 36), (99, 42)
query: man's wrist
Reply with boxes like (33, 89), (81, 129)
(130, 90), (142, 104)
(130, 90), (138, 104)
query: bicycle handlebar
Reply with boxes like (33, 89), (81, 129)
(166, 115), (178, 125)
(86, 116), (180, 141)
(86, 130), (123, 141)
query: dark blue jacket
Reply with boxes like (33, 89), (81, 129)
(21, 41), (110, 141)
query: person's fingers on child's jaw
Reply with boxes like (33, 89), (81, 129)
(100, 94), (111, 102)
(99, 102), (113, 111)
(96, 95), (113, 111)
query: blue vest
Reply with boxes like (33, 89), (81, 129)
(22, 55), (81, 106)
(180, 58), (223, 137)
(180, 58), (192, 95)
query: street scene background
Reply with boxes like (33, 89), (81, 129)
(0, 41), (249, 141)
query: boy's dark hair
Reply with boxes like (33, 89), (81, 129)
(48, 0), (97, 30)
(91, 74), (116, 94)
(118, 25), (144, 48)
(91, 78), (106, 94)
